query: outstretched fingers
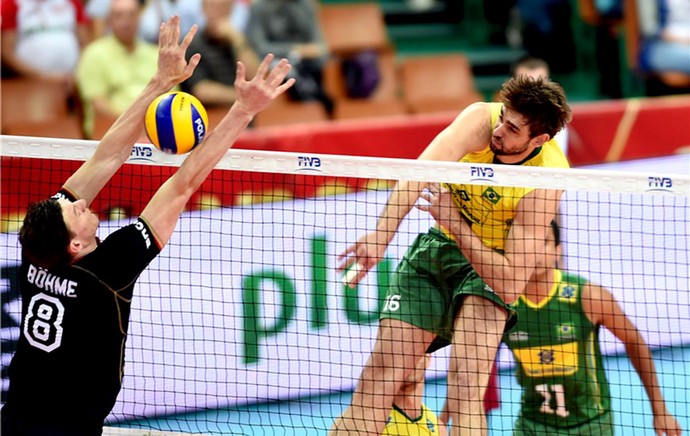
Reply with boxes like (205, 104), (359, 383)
(168, 15), (180, 47)
(266, 58), (291, 86)
(254, 54), (275, 83)
(185, 53), (202, 78)
(179, 23), (198, 51)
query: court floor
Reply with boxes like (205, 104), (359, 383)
(115, 344), (689, 435)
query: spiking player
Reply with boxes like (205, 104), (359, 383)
(332, 75), (571, 436)
(1, 16), (294, 435)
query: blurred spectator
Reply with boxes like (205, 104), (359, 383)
(88, 0), (173, 41)
(1, 0), (91, 91)
(246, 0), (334, 116)
(181, 0), (260, 107)
(86, 0), (250, 43)
(578, 0), (624, 98)
(503, 56), (569, 156)
(178, 0), (252, 35)
(638, 0), (690, 76)
(516, 0), (577, 74)
(76, 0), (159, 138)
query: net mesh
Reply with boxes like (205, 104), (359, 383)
(1, 135), (688, 434)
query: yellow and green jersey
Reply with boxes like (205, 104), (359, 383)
(503, 270), (612, 428)
(443, 102), (570, 250)
(383, 403), (442, 435)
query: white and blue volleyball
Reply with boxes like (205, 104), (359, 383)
(145, 91), (209, 154)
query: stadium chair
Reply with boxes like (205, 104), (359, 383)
(2, 118), (83, 139)
(252, 94), (330, 128)
(323, 52), (408, 121)
(1, 77), (80, 138)
(318, 2), (406, 120)
(621, 0), (690, 92)
(400, 54), (484, 114)
(90, 111), (119, 140)
(318, 2), (392, 57)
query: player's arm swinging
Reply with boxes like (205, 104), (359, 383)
(338, 103), (492, 284)
(583, 284), (683, 436)
(418, 186), (562, 304)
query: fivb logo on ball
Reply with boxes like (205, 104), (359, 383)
(145, 91), (208, 154)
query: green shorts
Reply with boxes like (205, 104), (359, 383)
(514, 411), (614, 436)
(380, 227), (516, 350)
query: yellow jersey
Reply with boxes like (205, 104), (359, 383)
(383, 403), (442, 435)
(443, 102), (569, 250)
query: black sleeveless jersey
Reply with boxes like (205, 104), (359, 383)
(3, 190), (161, 434)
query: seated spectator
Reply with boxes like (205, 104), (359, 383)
(514, 0), (577, 74)
(181, 0), (260, 107)
(1, 0), (91, 90)
(88, 0), (176, 42)
(638, 0), (690, 76)
(246, 0), (334, 116)
(86, 0), (251, 43)
(77, 0), (159, 138)
(179, 0), (252, 35)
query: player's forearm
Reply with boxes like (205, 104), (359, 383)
(176, 103), (253, 193)
(96, 75), (175, 160)
(66, 76), (176, 203)
(446, 218), (525, 303)
(142, 104), (253, 245)
(625, 339), (669, 416)
(376, 180), (426, 240)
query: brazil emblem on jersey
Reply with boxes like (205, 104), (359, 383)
(539, 349), (555, 364)
(482, 187), (501, 204)
(557, 323), (576, 340)
(558, 284), (577, 302)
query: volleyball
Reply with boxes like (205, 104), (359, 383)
(145, 91), (209, 154)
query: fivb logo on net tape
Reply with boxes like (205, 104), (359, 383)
(646, 176), (674, 193)
(296, 155), (323, 172)
(129, 144), (156, 163)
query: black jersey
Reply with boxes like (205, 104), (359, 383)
(3, 190), (161, 435)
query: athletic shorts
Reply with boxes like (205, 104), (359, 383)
(513, 411), (614, 436)
(380, 227), (517, 350)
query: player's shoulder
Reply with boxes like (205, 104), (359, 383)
(559, 270), (587, 286)
(538, 141), (570, 169)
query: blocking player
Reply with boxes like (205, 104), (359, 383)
(331, 75), (571, 436)
(1, 16), (294, 435)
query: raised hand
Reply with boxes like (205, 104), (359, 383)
(416, 183), (462, 231)
(654, 412), (683, 436)
(337, 230), (390, 287)
(156, 16), (201, 88)
(233, 54), (295, 117)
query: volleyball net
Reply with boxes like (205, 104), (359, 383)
(1, 135), (688, 433)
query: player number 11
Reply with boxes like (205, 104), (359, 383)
(536, 383), (569, 418)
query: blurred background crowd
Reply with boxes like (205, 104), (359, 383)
(1, 0), (688, 140)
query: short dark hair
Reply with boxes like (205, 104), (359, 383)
(19, 199), (73, 269)
(499, 75), (572, 140)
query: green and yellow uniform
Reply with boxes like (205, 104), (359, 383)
(503, 270), (613, 435)
(383, 403), (442, 436)
(381, 103), (570, 348)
